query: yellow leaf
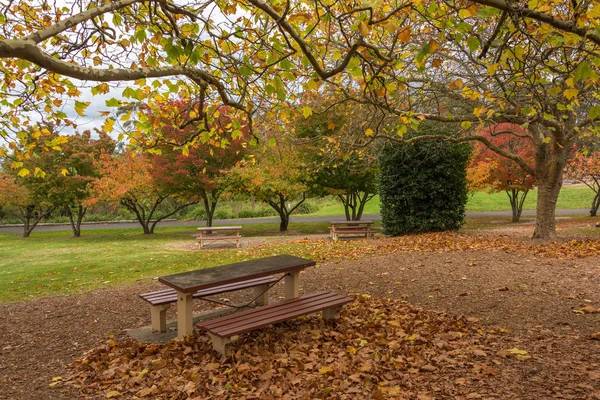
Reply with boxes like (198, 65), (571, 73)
(429, 39), (440, 54)
(11, 161), (23, 169)
(405, 334), (417, 341)
(61, 169), (69, 176)
(302, 106), (312, 118)
(102, 118), (115, 133)
(327, 121), (335, 130)
(52, 376), (63, 382)
(398, 27), (411, 43)
(358, 21), (369, 37)
(509, 347), (528, 355)
(572, 309), (585, 314)
(17, 168), (30, 177)
(564, 88), (579, 100)
(318, 366), (334, 374)
(365, 128), (374, 137)
(106, 390), (121, 398)
(589, 3), (600, 18)
(347, 346), (357, 355)
(487, 64), (499, 76)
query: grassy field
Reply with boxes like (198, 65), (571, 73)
(0, 222), (339, 304)
(1, 185), (596, 304)
(307, 184), (596, 216)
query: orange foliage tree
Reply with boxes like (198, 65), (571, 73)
(467, 124), (536, 222)
(228, 139), (309, 231)
(89, 151), (200, 234)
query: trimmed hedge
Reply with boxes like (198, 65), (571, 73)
(379, 122), (471, 235)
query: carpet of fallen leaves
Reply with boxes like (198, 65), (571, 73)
(66, 296), (599, 400)
(241, 232), (600, 264)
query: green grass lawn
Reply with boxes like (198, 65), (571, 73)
(0, 223), (336, 304)
(306, 185), (596, 216)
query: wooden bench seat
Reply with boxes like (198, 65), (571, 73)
(197, 234), (241, 248)
(331, 228), (378, 241)
(197, 291), (353, 355)
(139, 276), (277, 332)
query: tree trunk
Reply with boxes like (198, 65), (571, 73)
(279, 210), (289, 231)
(66, 205), (87, 237)
(590, 192), (600, 217)
(506, 189), (528, 223)
(532, 181), (561, 239)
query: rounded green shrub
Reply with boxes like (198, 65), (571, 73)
(379, 122), (471, 235)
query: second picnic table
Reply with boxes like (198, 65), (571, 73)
(196, 225), (242, 248)
(329, 220), (376, 241)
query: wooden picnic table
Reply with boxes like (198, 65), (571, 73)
(196, 225), (242, 248)
(329, 220), (376, 241)
(158, 254), (317, 339)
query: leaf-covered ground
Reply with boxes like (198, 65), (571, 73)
(67, 297), (598, 399)
(1, 227), (599, 399)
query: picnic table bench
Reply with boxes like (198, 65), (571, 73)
(196, 225), (241, 248)
(157, 254), (353, 355)
(139, 276), (276, 332)
(329, 220), (377, 241)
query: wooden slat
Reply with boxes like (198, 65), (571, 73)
(211, 296), (352, 337)
(199, 292), (329, 327)
(197, 235), (241, 240)
(215, 296), (350, 337)
(198, 292), (353, 337)
(139, 276), (277, 306)
(159, 255), (316, 293)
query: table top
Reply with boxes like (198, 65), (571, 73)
(197, 226), (242, 231)
(329, 220), (373, 225)
(158, 254), (316, 293)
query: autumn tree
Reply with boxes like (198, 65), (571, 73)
(0, 170), (55, 237)
(295, 98), (380, 221)
(141, 102), (248, 228)
(565, 151), (600, 216)
(467, 124), (536, 222)
(228, 140), (309, 231)
(89, 151), (200, 234)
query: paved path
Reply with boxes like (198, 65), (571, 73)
(0, 209), (592, 234)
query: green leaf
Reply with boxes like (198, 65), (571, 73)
(105, 98), (120, 107)
(574, 61), (593, 81)
(238, 66), (253, 77)
(467, 37), (480, 52)
(122, 87), (137, 98)
(589, 106), (600, 120)
(279, 59), (294, 70)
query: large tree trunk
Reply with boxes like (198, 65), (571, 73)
(531, 125), (569, 239)
(532, 181), (561, 238)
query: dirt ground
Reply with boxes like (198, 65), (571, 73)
(1, 223), (599, 399)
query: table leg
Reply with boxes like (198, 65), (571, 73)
(284, 270), (300, 299)
(176, 291), (193, 339)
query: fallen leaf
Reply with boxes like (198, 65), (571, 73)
(509, 347), (528, 355)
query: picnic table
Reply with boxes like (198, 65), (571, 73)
(158, 254), (316, 339)
(196, 225), (241, 248)
(329, 220), (377, 241)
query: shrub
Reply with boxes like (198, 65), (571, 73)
(292, 199), (320, 215)
(379, 122), (471, 235)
